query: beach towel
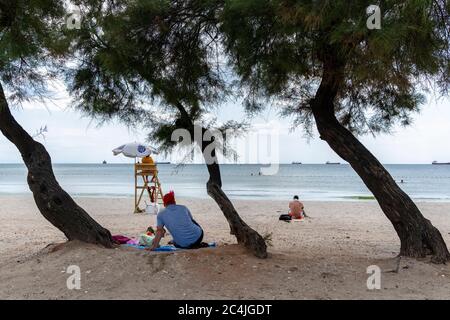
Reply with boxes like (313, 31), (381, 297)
(126, 238), (139, 245)
(123, 242), (216, 251)
(112, 235), (132, 244)
(123, 244), (148, 250)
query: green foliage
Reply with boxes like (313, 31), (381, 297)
(69, 0), (449, 145)
(1, 0), (449, 142)
(219, 0), (450, 135)
(0, 0), (69, 102)
(68, 0), (238, 157)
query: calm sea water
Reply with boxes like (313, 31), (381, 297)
(0, 163), (450, 201)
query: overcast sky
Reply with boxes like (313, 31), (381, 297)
(1, 94), (449, 164)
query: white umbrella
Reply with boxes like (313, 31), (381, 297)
(112, 142), (159, 158)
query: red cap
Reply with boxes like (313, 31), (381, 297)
(163, 191), (176, 206)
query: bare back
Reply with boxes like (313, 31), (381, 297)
(289, 200), (304, 218)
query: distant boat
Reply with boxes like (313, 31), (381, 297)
(102, 160), (107, 165)
(432, 161), (450, 165)
(156, 161), (171, 164)
(291, 161), (302, 165)
(326, 161), (341, 165)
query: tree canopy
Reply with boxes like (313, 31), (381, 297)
(67, 0), (450, 138)
(218, 0), (450, 134)
(68, 0), (230, 150)
(0, 0), (69, 103)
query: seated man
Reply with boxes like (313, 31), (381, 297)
(142, 155), (154, 164)
(289, 195), (305, 219)
(149, 191), (204, 250)
(141, 155), (156, 202)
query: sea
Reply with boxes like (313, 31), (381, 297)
(0, 163), (450, 202)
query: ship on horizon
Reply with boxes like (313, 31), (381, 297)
(432, 161), (450, 165)
(326, 161), (341, 165)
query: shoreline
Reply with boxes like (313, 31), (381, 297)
(1, 193), (450, 203)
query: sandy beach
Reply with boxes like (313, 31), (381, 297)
(0, 196), (449, 299)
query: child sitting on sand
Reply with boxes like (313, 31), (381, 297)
(139, 227), (156, 246)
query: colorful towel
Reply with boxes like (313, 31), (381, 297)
(126, 239), (140, 245)
(112, 235), (132, 244)
(123, 244), (148, 250)
(123, 242), (217, 251)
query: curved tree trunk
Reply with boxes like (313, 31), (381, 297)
(204, 160), (267, 259)
(310, 61), (449, 263)
(0, 84), (113, 247)
(174, 102), (267, 258)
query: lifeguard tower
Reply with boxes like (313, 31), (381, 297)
(134, 161), (164, 213)
(112, 142), (164, 213)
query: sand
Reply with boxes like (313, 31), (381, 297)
(0, 195), (449, 299)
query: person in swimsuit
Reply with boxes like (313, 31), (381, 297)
(289, 195), (305, 219)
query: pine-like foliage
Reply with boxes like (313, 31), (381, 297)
(218, 0), (449, 135)
(0, 0), (69, 102)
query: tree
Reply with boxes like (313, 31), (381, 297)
(217, 0), (450, 262)
(0, 0), (112, 247)
(67, 0), (267, 257)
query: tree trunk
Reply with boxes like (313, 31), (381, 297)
(200, 125), (267, 258)
(172, 100), (268, 258)
(0, 84), (113, 247)
(310, 62), (450, 263)
(205, 161), (268, 258)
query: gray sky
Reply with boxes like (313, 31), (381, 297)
(1, 95), (449, 164)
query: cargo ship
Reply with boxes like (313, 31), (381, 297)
(432, 161), (450, 165)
